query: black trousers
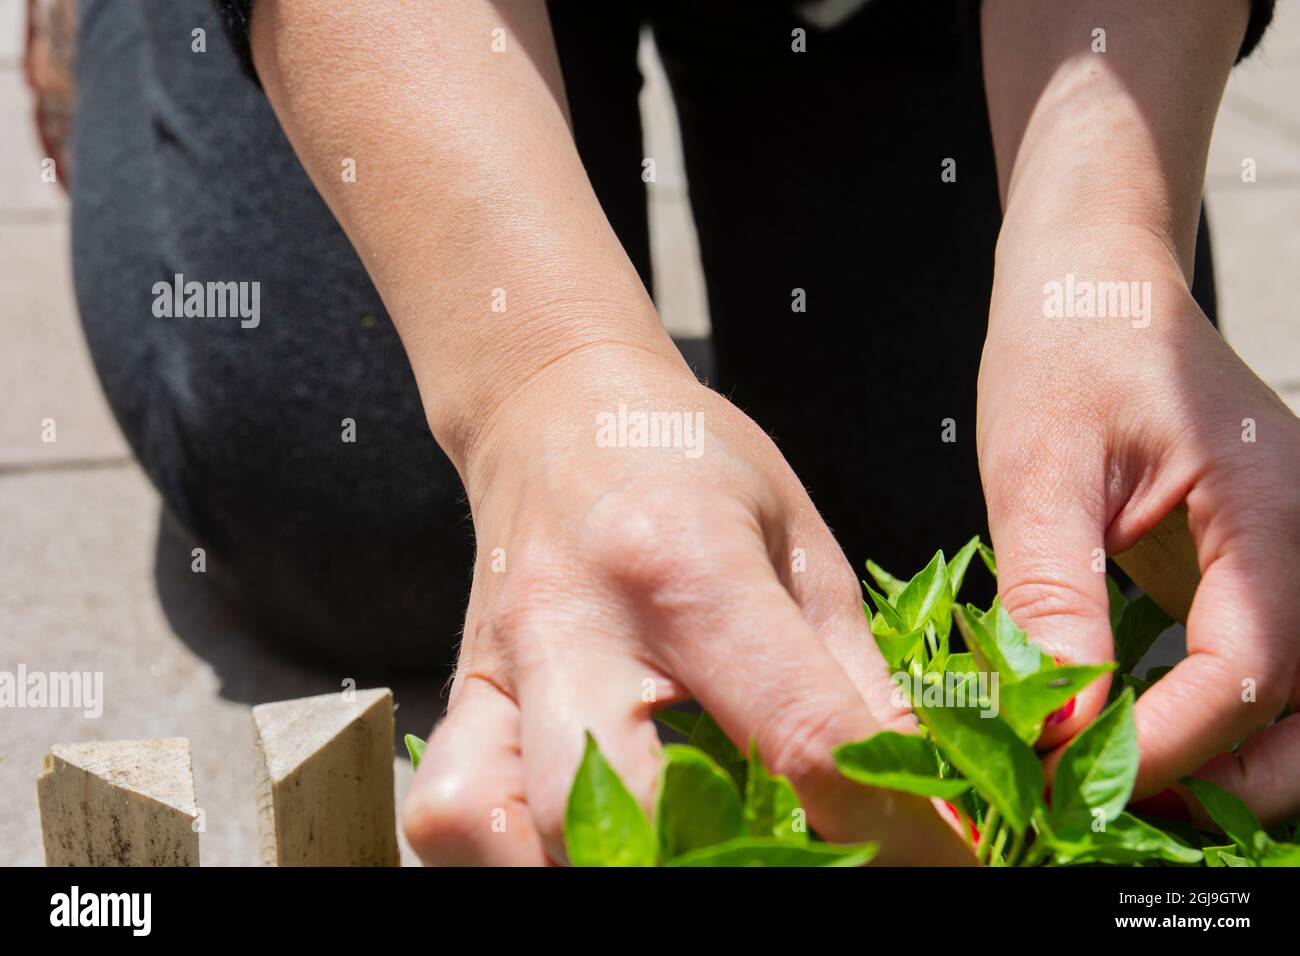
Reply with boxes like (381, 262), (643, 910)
(71, 0), (1217, 672)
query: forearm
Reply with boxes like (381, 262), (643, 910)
(981, 0), (1250, 283)
(250, 0), (683, 476)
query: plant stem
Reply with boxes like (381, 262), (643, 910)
(976, 807), (998, 865)
(990, 821), (1010, 866)
(1005, 828), (1025, 868)
(1022, 838), (1051, 868)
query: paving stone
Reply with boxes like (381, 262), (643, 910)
(0, 0), (23, 66)
(0, 71), (68, 214)
(1206, 189), (1300, 391)
(0, 221), (129, 467)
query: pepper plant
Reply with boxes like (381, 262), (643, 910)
(410, 536), (1300, 867)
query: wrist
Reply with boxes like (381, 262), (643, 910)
(989, 216), (1197, 339)
(443, 338), (701, 506)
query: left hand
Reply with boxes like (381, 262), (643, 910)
(977, 227), (1300, 824)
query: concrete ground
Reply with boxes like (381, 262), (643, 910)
(2, 9), (1298, 866)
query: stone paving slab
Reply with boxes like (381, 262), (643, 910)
(0, 220), (131, 466)
(0, 71), (67, 214)
(1207, 189), (1300, 401)
(0, 0), (22, 65)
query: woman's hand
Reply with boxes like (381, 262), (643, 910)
(980, 0), (1298, 823)
(401, 343), (974, 864)
(979, 228), (1300, 823)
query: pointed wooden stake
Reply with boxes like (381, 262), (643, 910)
(253, 687), (398, 866)
(37, 737), (201, 866)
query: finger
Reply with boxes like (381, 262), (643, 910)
(1132, 544), (1298, 798)
(1182, 711), (1300, 827)
(516, 638), (679, 864)
(401, 675), (549, 866)
(652, 551), (973, 864)
(783, 531), (918, 733)
(985, 466), (1114, 748)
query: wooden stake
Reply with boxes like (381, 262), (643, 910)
(253, 687), (398, 866)
(37, 737), (201, 866)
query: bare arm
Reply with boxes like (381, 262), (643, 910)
(251, 0), (683, 480)
(249, 0), (973, 865)
(978, 0), (1300, 822)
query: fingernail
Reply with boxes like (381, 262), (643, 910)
(1044, 696), (1076, 727)
(941, 800), (980, 845)
(1130, 789), (1192, 822)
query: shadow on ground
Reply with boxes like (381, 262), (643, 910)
(152, 507), (452, 754)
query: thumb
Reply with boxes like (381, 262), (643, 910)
(986, 482), (1115, 749)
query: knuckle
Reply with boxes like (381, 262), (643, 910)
(758, 705), (842, 790)
(583, 489), (719, 598)
(1242, 661), (1290, 716)
(998, 573), (1108, 629)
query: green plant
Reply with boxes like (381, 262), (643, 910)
(408, 537), (1300, 867)
(404, 733), (426, 770)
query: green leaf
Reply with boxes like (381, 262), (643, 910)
(999, 663), (1114, 744)
(914, 674), (1043, 832)
(953, 601), (1046, 684)
(1052, 812), (1202, 865)
(943, 652), (980, 676)
(1181, 777), (1265, 863)
(833, 731), (971, 799)
(666, 838), (876, 867)
(863, 582), (908, 636)
(978, 542), (998, 577)
(564, 732), (656, 867)
(404, 734), (426, 770)
(1050, 690), (1138, 839)
(865, 559), (907, 599)
(653, 710), (701, 739)
(743, 741), (806, 843)
(896, 551), (949, 631)
(1203, 844), (1250, 867)
(1259, 841), (1300, 867)
(1120, 673), (1153, 697)
(656, 745), (744, 861)
(1114, 596), (1174, 676)
(874, 627), (924, 671)
(1106, 575), (1128, 632)
(686, 712), (748, 790)
(948, 536), (982, 599)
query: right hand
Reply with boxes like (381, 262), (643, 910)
(401, 343), (974, 865)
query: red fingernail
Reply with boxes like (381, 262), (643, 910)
(941, 800), (980, 845)
(1130, 789), (1192, 822)
(1045, 696), (1076, 727)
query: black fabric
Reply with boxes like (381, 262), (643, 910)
(75, 0), (1223, 671)
(214, 0), (1278, 86)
